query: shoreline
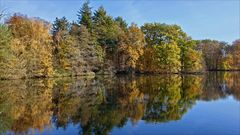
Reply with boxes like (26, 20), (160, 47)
(1, 70), (240, 81)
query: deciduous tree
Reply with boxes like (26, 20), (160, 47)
(117, 23), (145, 73)
(7, 14), (53, 78)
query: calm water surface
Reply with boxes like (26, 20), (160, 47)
(0, 72), (239, 135)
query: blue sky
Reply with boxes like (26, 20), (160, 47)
(0, 0), (239, 43)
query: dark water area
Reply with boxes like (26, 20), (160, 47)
(0, 72), (239, 135)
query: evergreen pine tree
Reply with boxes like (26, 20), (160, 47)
(77, 0), (93, 31)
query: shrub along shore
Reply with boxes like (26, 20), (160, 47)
(0, 1), (239, 80)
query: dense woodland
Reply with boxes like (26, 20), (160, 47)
(0, 1), (239, 79)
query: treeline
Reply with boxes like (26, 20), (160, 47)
(0, 1), (239, 79)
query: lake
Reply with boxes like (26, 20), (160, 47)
(0, 72), (239, 135)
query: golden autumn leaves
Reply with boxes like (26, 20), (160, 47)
(0, 1), (239, 79)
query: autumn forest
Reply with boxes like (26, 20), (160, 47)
(0, 1), (239, 80)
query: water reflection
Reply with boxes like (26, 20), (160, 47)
(0, 72), (239, 135)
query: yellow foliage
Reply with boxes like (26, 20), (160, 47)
(117, 24), (145, 72)
(7, 15), (53, 78)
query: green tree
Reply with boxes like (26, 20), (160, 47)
(140, 23), (203, 73)
(52, 17), (85, 76)
(92, 6), (123, 74)
(140, 23), (182, 73)
(115, 16), (128, 32)
(180, 40), (203, 72)
(77, 0), (93, 31)
(93, 6), (123, 55)
(154, 41), (181, 73)
(0, 24), (16, 79)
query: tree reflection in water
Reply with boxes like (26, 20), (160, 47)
(0, 72), (239, 135)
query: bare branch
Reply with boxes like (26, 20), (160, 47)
(0, 8), (8, 21)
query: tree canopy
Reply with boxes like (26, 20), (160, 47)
(0, 1), (239, 79)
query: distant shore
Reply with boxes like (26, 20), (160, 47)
(1, 70), (240, 81)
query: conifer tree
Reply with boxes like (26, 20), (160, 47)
(93, 6), (122, 59)
(77, 0), (93, 31)
(52, 17), (84, 76)
(115, 16), (128, 32)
